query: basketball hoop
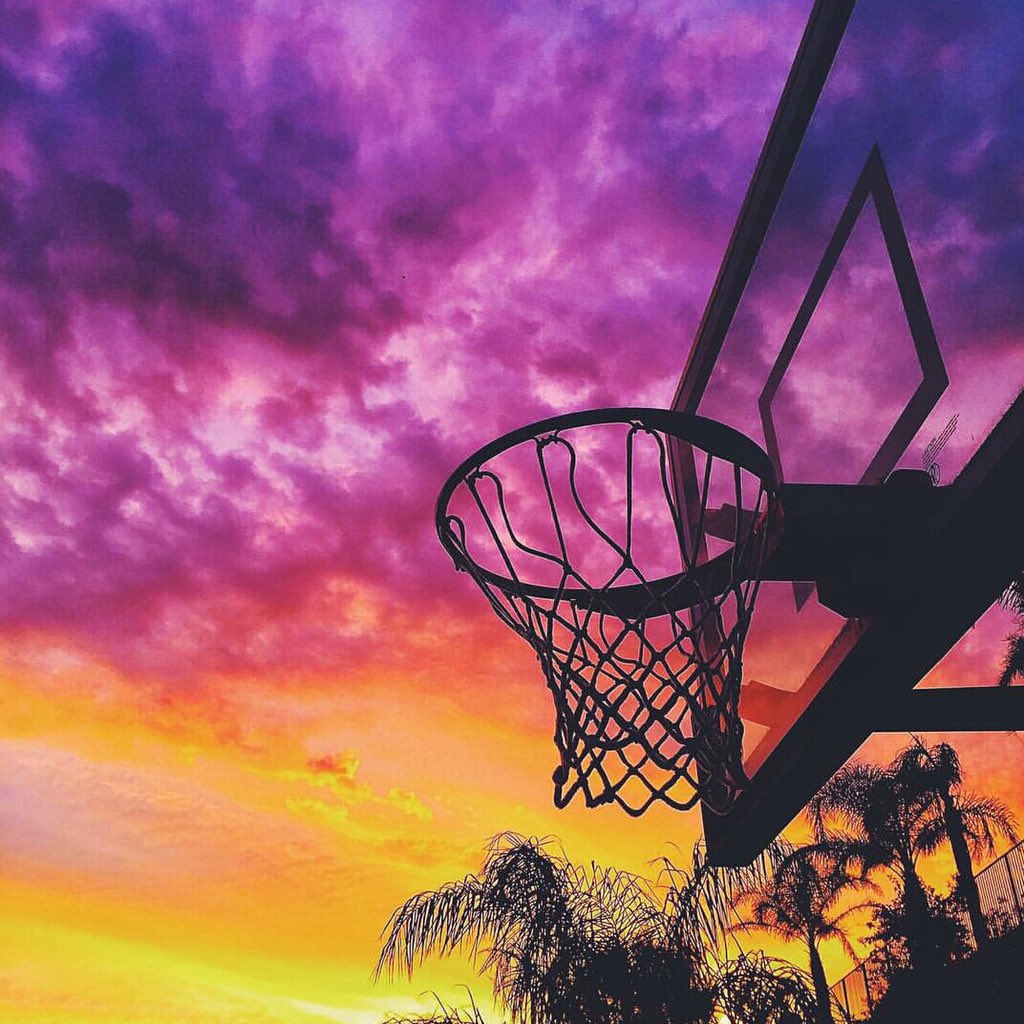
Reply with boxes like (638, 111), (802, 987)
(436, 408), (781, 815)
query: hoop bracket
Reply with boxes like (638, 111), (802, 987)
(763, 470), (946, 617)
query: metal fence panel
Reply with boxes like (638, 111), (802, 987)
(830, 838), (1024, 1015)
(975, 844), (1024, 936)
(838, 964), (871, 1021)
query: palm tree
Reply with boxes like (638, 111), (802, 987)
(731, 846), (864, 1024)
(806, 762), (941, 972)
(653, 838), (794, 968)
(377, 833), (796, 1024)
(892, 740), (1017, 947)
(1000, 568), (1024, 686)
(714, 952), (821, 1024)
(375, 832), (716, 1024)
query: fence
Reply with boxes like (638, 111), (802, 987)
(830, 837), (1024, 1020)
(973, 838), (1024, 938)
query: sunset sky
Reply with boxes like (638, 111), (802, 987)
(1, 1), (1023, 1021)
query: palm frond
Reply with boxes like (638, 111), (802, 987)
(727, 916), (798, 945)
(713, 952), (821, 1024)
(914, 815), (949, 856)
(377, 876), (488, 979)
(999, 632), (1024, 687)
(999, 567), (1024, 616)
(377, 832), (720, 1024)
(657, 836), (794, 957)
(807, 763), (887, 839)
(820, 899), (876, 962)
(957, 792), (1019, 854)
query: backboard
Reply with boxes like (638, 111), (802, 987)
(676, 0), (1024, 862)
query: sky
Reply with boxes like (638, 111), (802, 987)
(1, 1), (1023, 1021)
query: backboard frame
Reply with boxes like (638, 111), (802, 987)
(701, 388), (1024, 863)
(675, 0), (1024, 863)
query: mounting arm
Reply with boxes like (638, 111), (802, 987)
(763, 469), (947, 616)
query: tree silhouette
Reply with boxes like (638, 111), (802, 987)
(731, 846), (865, 1024)
(379, 958), (824, 1024)
(864, 886), (971, 981)
(376, 832), (715, 1024)
(891, 739), (1017, 947)
(714, 952), (822, 1024)
(651, 838), (793, 967)
(376, 833), (796, 1024)
(1000, 634), (1024, 687)
(806, 761), (943, 972)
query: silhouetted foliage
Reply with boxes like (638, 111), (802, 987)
(807, 760), (943, 971)
(1000, 567), (1024, 686)
(653, 838), (794, 965)
(866, 917), (1024, 1024)
(1001, 566), (1024, 617)
(999, 632), (1024, 687)
(732, 846), (867, 1024)
(376, 833), (716, 1024)
(891, 739), (1017, 946)
(376, 833), (795, 1024)
(375, 741), (1017, 1024)
(864, 885), (972, 978)
(381, 992), (489, 1024)
(714, 953), (822, 1024)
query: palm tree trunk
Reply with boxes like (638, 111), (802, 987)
(942, 794), (989, 947)
(900, 857), (936, 971)
(806, 932), (834, 1024)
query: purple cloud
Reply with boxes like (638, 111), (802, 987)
(0, 0), (807, 683)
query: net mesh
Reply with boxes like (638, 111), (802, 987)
(439, 413), (777, 815)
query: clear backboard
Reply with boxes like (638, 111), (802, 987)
(675, 0), (1024, 862)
